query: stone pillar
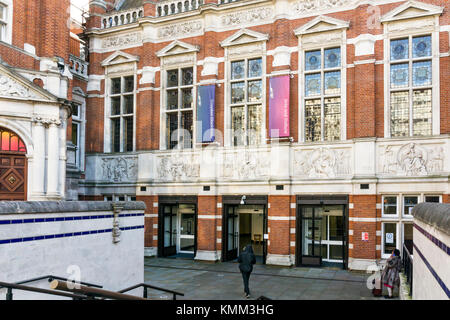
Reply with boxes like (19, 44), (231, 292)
(46, 120), (61, 197)
(31, 118), (46, 197)
(136, 195), (159, 257)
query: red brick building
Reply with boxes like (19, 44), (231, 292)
(82, 0), (450, 270)
(0, 0), (88, 201)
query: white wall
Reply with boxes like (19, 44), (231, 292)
(412, 216), (450, 300)
(0, 202), (145, 300)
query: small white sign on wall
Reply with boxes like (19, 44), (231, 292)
(386, 233), (394, 244)
(264, 234), (269, 240)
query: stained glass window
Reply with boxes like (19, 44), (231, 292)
(324, 71), (341, 95)
(389, 35), (433, 137)
(305, 50), (321, 71)
(390, 91), (409, 137)
(0, 128), (26, 152)
(324, 48), (341, 69)
(412, 36), (432, 58)
(231, 60), (245, 80)
(305, 73), (321, 96)
(390, 38), (408, 61)
(110, 75), (135, 152)
(413, 61), (432, 86)
(412, 89), (432, 136)
(305, 99), (321, 142)
(165, 67), (194, 149)
(304, 46), (342, 142)
(390, 63), (409, 88)
(230, 57), (264, 146)
(324, 98), (341, 141)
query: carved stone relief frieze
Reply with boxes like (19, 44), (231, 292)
(222, 151), (270, 180)
(380, 143), (445, 176)
(0, 75), (41, 99)
(158, 20), (203, 39)
(221, 7), (273, 27)
(227, 43), (264, 59)
(101, 157), (137, 182)
(156, 153), (200, 182)
(293, 147), (351, 178)
(292, 0), (354, 15)
(162, 53), (195, 67)
(102, 32), (142, 49)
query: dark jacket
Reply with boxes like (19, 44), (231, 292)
(238, 245), (256, 273)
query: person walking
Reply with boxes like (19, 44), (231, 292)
(238, 244), (256, 299)
(381, 249), (402, 299)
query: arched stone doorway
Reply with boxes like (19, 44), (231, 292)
(0, 127), (27, 201)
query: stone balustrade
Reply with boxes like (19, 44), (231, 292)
(101, 7), (144, 29)
(68, 54), (89, 79)
(156, 0), (203, 17)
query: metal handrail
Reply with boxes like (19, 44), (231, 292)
(0, 275), (103, 289)
(0, 281), (89, 300)
(402, 242), (413, 296)
(118, 283), (184, 300)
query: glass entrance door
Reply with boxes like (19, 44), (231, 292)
(299, 205), (345, 266)
(178, 205), (195, 253)
(162, 205), (177, 257)
(224, 206), (239, 261)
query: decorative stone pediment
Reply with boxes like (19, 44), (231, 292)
(0, 63), (58, 102)
(220, 29), (269, 48)
(101, 51), (140, 67)
(380, 0), (443, 23)
(294, 15), (349, 36)
(156, 40), (200, 58)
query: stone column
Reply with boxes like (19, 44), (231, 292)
(46, 119), (61, 197)
(31, 118), (46, 197)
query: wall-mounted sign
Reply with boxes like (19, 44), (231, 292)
(386, 233), (394, 244)
(269, 75), (290, 138)
(196, 85), (215, 143)
(362, 232), (369, 241)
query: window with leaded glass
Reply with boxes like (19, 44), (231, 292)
(389, 35), (432, 137)
(109, 76), (135, 152)
(304, 47), (342, 142)
(71, 103), (82, 165)
(0, 3), (7, 42)
(165, 67), (194, 149)
(230, 58), (263, 146)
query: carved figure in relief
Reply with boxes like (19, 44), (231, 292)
(294, 147), (350, 178)
(157, 154), (200, 181)
(428, 147), (444, 173)
(382, 145), (398, 174)
(102, 157), (137, 182)
(398, 143), (427, 176)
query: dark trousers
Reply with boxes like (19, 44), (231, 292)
(241, 271), (251, 295)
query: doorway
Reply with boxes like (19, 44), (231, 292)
(159, 202), (197, 258)
(223, 204), (266, 264)
(0, 127), (27, 201)
(297, 196), (348, 268)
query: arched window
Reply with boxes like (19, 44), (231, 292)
(0, 127), (26, 153)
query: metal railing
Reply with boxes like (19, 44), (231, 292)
(402, 242), (413, 296)
(118, 283), (184, 300)
(0, 275), (103, 300)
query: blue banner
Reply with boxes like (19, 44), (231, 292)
(196, 85), (216, 143)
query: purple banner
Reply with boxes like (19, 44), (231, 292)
(269, 75), (290, 138)
(196, 85), (216, 143)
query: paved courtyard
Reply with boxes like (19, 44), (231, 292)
(143, 257), (395, 300)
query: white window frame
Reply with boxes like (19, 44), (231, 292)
(162, 65), (196, 150)
(381, 195), (399, 218)
(228, 56), (265, 147)
(104, 195), (136, 201)
(402, 194), (419, 218)
(106, 74), (137, 153)
(381, 221), (400, 259)
(0, 0), (12, 44)
(423, 194), (442, 203)
(383, 16), (440, 137)
(72, 91), (86, 171)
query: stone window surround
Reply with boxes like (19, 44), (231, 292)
(383, 16), (441, 138)
(71, 91), (86, 171)
(159, 54), (198, 151)
(297, 29), (347, 143)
